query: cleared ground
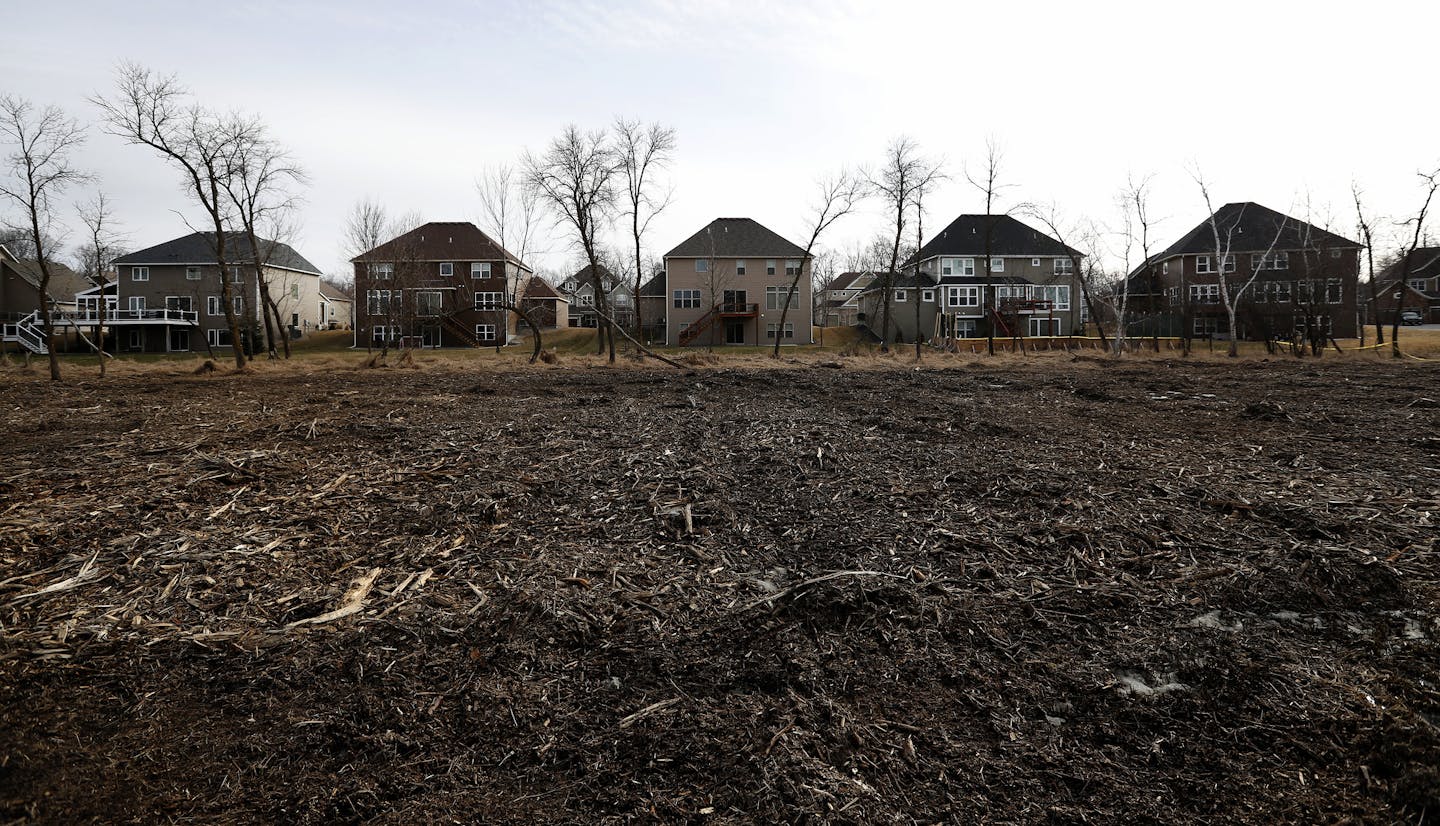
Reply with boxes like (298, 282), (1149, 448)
(1, 354), (1438, 823)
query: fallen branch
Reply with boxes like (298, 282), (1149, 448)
(284, 567), (382, 629)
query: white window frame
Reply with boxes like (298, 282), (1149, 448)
(206, 328), (232, 348)
(472, 262), (491, 278)
(373, 263), (394, 280)
(673, 289), (700, 309)
(695, 259), (708, 273)
(990, 257), (1005, 272)
(185, 266), (201, 280)
(207, 295), (222, 316)
(475, 323), (497, 342)
(230, 267), (243, 284)
(948, 286), (980, 308)
(439, 262), (454, 277)
(940, 258), (954, 276)
(765, 285), (798, 310)
(132, 266), (149, 282)
(785, 259), (801, 277)
(736, 260), (746, 276)
(960, 258), (975, 276)
(233, 296), (245, 316)
(954, 319), (977, 338)
(1189, 284), (1221, 304)
(1196, 255), (1213, 274)
(894, 289), (907, 302)
(474, 291), (503, 310)
(1054, 258), (1075, 275)
(921, 288), (935, 303)
(128, 296), (146, 312)
(766, 260), (776, 276)
(416, 289), (444, 317)
(1031, 258), (1041, 267)
(580, 293), (594, 307)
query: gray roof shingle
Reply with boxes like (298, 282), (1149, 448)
(115, 232), (323, 274)
(664, 218), (808, 259)
(906, 215), (1080, 266)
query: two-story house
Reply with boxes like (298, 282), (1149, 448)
(559, 264), (634, 329)
(352, 221), (531, 348)
(637, 271), (667, 344)
(1129, 202), (1362, 340)
(857, 215), (1083, 344)
(1373, 246), (1440, 323)
(0, 244), (94, 355)
(817, 271), (877, 328)
(662, 217), (812, 347)
(99, 232), (324, 353)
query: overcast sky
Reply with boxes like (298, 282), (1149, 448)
(3, 0), (1437, 279)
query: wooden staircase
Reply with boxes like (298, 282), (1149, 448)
(1, 311), (48, 354)
(678, 302), (758, 346)
(440, 312), (483, 347)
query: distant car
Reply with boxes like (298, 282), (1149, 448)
(1401, 310), (1424, 326)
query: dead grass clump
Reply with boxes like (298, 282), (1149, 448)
(362, 353), (387, 369)
(395, 349), (418, 369)
(681, 352), (720, 366)
(539, 349), (559, 365)
(192, 360), (218, 376)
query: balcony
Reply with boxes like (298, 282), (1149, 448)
(60, 308), (201, 325)
(718, 302), (759, 316)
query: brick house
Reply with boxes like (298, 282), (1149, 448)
(662, 218), (812, 347)
(102, 232), (324, 353)
(1128, 202), (1362, 341)
(1372, 247), (1440, 323)
(352, 221), (530, 348)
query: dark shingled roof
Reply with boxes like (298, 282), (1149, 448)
(856, 272), (934, 294)
(520, 276), (562, 300)
(1379, 246), (1440, 281)
(639, 272), (667, 297)
(352, 222), (527, 270)
(829, 271), (875, 291)
(116, 232), (323, 274)
(906, 215), (1080, 266)
(1151, 202), (1361, 262)
(664, 218), (807, 259)
(8, 258), (93, 300)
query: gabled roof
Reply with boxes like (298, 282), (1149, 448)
(1379, 247), (1440, 281)
(639, 272), (667, 297)
(829, 271), (877, 292)
(520, 276), (563, 300)
(664, 218), (808, 259)
(1151, 202), (1360, 262)
(7, 258), (93, 300)
(115, 232), (323, 274)
(856, 272), (934, 294)
(318, 282), (352, 302)
(906, 215), (1080, 266)
(352, 222), (528, 270)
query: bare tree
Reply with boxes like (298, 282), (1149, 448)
(1351, 183), (1381, 347)
(964, 139), (1021, 355)
(220, 117), (307, 359)
(0, 95), (88, 381)
(76, 192), (123, 376)
(1118, 175), (1158, 354)
(1025, 204), (1110, 351)
(1387, 168), (1440, 357)
(773, 171), (864, 358)
(345, 198), (389, 353)
(614, 119), (676, 344)
(871, 137), (941, 352)
(524, 126), (619, 362)
(476, 163), (543, 352)
(94, 64), (249, 369)
(1193, 171), (1288, 357)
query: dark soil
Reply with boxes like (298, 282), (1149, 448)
(1, 358), (1437, 824)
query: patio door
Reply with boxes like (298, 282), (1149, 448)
(169, 328), (191, 352)
(724, 319), (746, 345)
(723, 289), (746, 310)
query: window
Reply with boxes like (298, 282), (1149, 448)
(1252, 252), (1289, 270)
(922, 289), (935, 303)
(132, 266), (149, 281)
(1031, 258), (1041, 267)
(207, 295), (222, 316)
(128, 330), (143, 350)
(1408, 279), (1428, 293)
(765, 323), (796, 339)
(1326, 279), (1343, 304)
(439, 262), (454, 277)
(1189, 284), (1221, 304)
(373, 263), (394, 280)
(785, 260), (801, 277)
(960, 258), (975, 276)
(291, 313), (299, 328)
(614, 293), (630, 306)
(185, 266), (201, 280)
(206, 328), (233, 348)
(1194, 316), (1222, 336)
(991, 257), (1005, 272)
(673, 289), (701, 308)
(1033, 285), (1071, 310)
(472, 262), (491, 278)
(1054, 258), (1075, 275)
(230, 267), (243, 284)
(234, 296), (244, 316)
(416, 290), (443, 316)
(366, 290), (393, 316)
(580, 294), (594, 306)
(953, 319), (977, 338)
(695, 259), (708, 273)
(894, 289), (907, 302)
(371, 325), (398, 344)
(475, 324), (497, 342)
(1275, 281), (1292, 303)
(941, 258), (954, 276)
(1080, 301), (1091, 323)
(765, 285), (798, 310)
(766, 260), (776, 276)
(736, 260), (746, 276)
(128, 296), (146, 312)
(1330, 249), (1342, 259)
(474, 291), (502, 310)
(166, 296), (193, 313)
(1196, 255), (1212, 274)
(291, 283), (300, 299)
(947, 286), (980, 307)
